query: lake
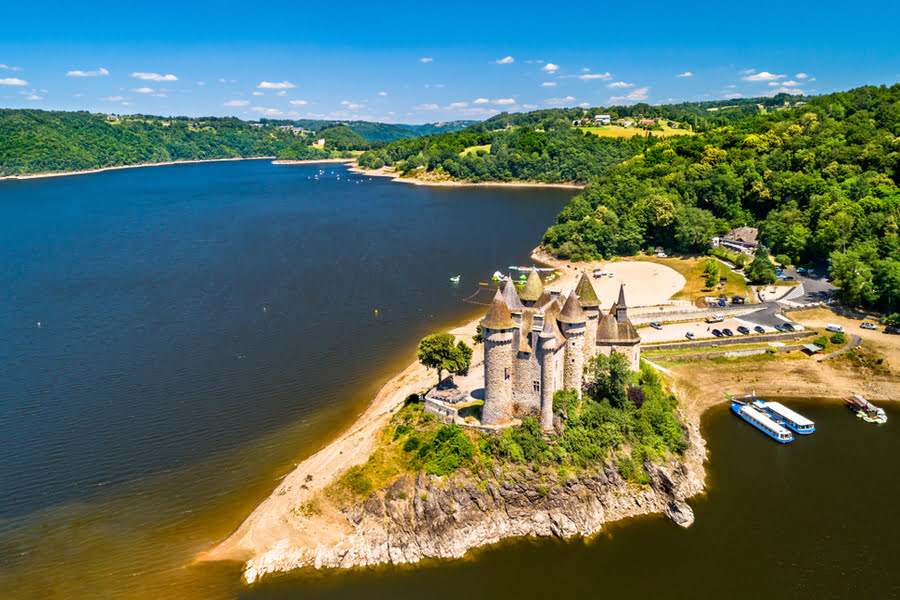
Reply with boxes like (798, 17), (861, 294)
(1, 161), (897, 600)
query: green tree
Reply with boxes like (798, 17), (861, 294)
(585, 352), (634, 409)
(704, 259), (720, 288)
(416, 333), (472, 385)
(746, 247), (777, 284)
(673, 206), (717, 252)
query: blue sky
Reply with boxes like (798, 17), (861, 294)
(2, 0), (899, 123)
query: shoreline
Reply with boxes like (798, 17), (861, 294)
(271, 159), (355, 166)
(0, 156), (276, 181)
(347, 165), (586, 190)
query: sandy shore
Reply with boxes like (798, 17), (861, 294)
(0, 156), (276, 181)
(271, 159), (355, 166)
(348, 165), (585, 190)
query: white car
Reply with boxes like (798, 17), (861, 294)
(860, 322), (877, 330)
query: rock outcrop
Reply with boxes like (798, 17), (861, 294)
(243, 419), (706, 583)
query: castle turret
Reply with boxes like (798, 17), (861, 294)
(597, 283), (642, 370)
(574, 270), (600, 360)
(557, 289), (587, 395)
(501, 279), (525, 326)
(481, 289), (516, 425)
(519, 269), (544, 307)
(537, 316), (558, 431)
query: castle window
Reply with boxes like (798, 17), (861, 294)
(533, 380), (540, 392)
(504, 367), (510, 380)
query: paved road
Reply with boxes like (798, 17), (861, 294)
(781, 267), (836, 304)
(737, 302), (799, 328)
(818, 335), (862, 361)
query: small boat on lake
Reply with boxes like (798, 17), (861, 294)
(726, 393), (793, 443)
(450, 275), (460, 283)
(844, 395), (887, 424)
(753, 399), (815, 435)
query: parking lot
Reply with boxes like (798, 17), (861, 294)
(639, 315), (801, 344)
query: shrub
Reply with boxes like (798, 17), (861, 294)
(393, 424), (411, 439)
(830, 332), (846, 344)
(775, 254), (792, 267)
(813, 335), (829, 349)
(402, 436), (421, 452)
(553, 388), (579, 417)
(343, 466), (373, 496)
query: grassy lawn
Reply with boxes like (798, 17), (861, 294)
(577, 125), (692, 139)
(626, 253), (753, 302)
(460, 144), (491, 157)
(644, 341), (784, 359)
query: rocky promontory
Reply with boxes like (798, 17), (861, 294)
(242, 418), (705, 583)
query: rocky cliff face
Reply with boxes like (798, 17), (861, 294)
(244, 420), (706, 583)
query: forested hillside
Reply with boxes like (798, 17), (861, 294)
(542, 84), (900, 310)
(265, 119), (476, 143)
(0, 110), (301, 176)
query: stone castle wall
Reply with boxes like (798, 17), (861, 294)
(482, 327), (514, 426)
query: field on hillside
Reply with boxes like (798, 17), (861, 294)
(460, 144), (491, 156)
(578, 125), (692, 139)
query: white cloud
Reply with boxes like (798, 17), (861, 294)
(448, 101), (469, 109)
(542, 63), (560, 73)
(541, 82), (556, 87)
(676, 71), (693, 78)
(544, 95), (575, 105)
(251, 106), (284, 116)
(743, 71), (784, 82)
(289, 99), (307, 105)
(522, 104), (537, 109)
(495, 56), (514, 64)
(473, 98), (490, 104)
(415, 103), (440, 110)
(377, 91), (387, 96)
(66, 67), (109, 77)
(768, 87), (803, 96)
(252, 91), (264, 96)
(224, 99), (249, 106)
(420, 57), (434, 63)
(578, 102), (590, 108)
(131, 87), (154, 93)
(101, 96), (126, 101)
(607, 81), (633, 88)
(725, 84), (737, 88)
(0, 64), (22, 71)
(131, 72), (178, 81)
(196, 81), (206, 86)
(151, 93), (167, 98)
(341, 100), (364, 109)
(609, 87), (649, 102)
(0, 77), (27, 85)
(578, 72), (611, 80)
(781, 80), (802, 87)
(24, 93), (42, 100)
(494, 98), (515, 105)
(257, 80), (296, 89)
(276, 90), (287, 96)
(724, 93), (743, 99)
(739, 68), (756, 75)
(795, 73), (808, 79)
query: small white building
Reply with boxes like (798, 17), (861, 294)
(594, 114), (611, 125)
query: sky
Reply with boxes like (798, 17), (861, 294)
(2, 0), (899, 124)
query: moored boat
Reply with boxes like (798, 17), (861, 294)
(753, 400), (815, 434)
(844, 395), (887, 424)
(727, 394), (794, 443)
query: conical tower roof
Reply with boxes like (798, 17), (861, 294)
(481, 289), (515, 330)
(557, 289), (587, 324)
(539, 312), (557, 338)
(519, 269), (544, 302)
(574, 270), (600, 307)
(616, 283), (627, 309)
(501, 279), (525, 312)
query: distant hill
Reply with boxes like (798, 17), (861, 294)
(265, 119), (477, 143)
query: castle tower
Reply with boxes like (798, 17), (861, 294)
(518, 269), (544, 307)
(481, 289), (516, 425)
(501, 279), (525, 325)
(596, 283), (642, 370)
(574, 270), (600, 360)
(537, 317), (559, 431)
(557, 290), (587, 395)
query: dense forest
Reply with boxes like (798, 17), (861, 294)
(0, 110), (472, 176)
(542, 85), (900, 311)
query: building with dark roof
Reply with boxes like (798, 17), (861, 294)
(481, 271), (641, 431)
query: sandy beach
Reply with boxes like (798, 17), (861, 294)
(348, 165), (586, 190)
(0, 156), (276, 182)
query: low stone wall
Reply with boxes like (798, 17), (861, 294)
(650, 344), (806, 362)
(642, 330), (814, 352)
(631, 304), (758, 325)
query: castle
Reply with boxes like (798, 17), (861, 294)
(481, 269), (640, 431)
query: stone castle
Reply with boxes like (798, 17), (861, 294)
(481, 269), (641, 431)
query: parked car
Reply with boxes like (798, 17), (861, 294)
(686, 331), (695, 340)
(650, 321), (662, 330)
(774, 324), (786, 332)
(712, 329), (724, 337)
(782, 323), (795, 332)
(885, 326), (899, 335)
(796, 267), (807, 274)
(861, 322), (877, 330)
(722, 328), (734, 336)
(737, 326), (750, 335)
(754, 325), (765, 334)
(826, 323), (844, 333)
